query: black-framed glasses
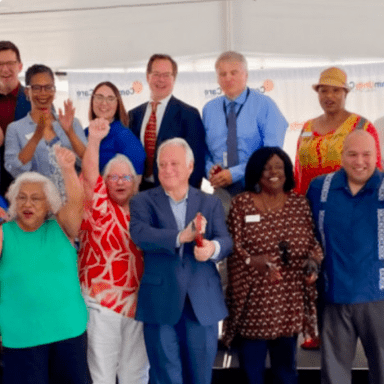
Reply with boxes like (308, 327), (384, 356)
(28, 85), (56, 93)
(278, 241), (290, 266)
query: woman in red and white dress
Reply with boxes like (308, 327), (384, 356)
(78, 118), (149, 384)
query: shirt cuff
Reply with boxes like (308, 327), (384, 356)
(210, 240), (221, 262)
(229, 164), (246, 184)
(176, 232), (182, 248)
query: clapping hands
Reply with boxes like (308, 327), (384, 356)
(58, 99), (76, 134)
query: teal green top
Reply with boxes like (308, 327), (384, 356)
(0, 220), (87, 348)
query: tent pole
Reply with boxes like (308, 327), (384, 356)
(224, 1), (234, 51)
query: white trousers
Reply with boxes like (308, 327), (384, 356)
(84, 295), (150, 384)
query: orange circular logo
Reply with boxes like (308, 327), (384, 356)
(263, 79), (274, 92)
(132, 81), (143, 94)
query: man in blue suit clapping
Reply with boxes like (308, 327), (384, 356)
(130, 137), (232, 384)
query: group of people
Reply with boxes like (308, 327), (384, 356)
(0, 39), (383, 384)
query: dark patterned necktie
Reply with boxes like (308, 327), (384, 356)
(227, 101), (238, 167)
(144, 101), (159, 177)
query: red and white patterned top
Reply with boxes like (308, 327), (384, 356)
(78, 176), (144, 318)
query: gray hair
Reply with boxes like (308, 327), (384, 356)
(215, 51), (248, 73)
(102, 154), (137, 179)
(6, 172), (62, 220)
(156, 138), (194, 167)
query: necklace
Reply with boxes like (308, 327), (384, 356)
(260, 192), (286, 212)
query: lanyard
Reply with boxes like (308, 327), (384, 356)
(223, 88), (250, 125)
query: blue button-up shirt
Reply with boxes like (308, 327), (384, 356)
(203, 88), (288, 186)
(307, 169), (384, 304)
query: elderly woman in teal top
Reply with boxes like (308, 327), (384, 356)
(0, 146), (90, 384)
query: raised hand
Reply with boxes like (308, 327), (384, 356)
(88, 118), (110, 141)
(58, 99), (76, 133)
(55, 145), (76, 171)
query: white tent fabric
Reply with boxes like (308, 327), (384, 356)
(4, 0), (384, 163)
(2, 0), (384, 71)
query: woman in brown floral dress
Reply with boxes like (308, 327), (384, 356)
(223, 147), (323, 384)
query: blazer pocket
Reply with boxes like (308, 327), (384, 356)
(141, 274), (163, 286)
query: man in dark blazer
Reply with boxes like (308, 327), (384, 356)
(0, 41), (31, 194)
(128, 54), (206, 190)
(130, 138), (232, 384)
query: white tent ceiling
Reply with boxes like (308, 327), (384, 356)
(2, 0), (384, 72)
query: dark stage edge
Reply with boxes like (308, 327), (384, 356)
(213, 334), (369, 384)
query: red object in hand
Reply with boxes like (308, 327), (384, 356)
(211, 164), (223, 176)
(195, 212), (204, 247)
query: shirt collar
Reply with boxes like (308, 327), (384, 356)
(164, 187), (189, 204)
(331, 168), (382, 193)
(224, 87), (248, 107)
(150, 93), (172, 107)
(0, 83), (20, 98)
(9, 83), (20, 98)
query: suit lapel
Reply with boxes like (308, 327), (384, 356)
(152, 186), (179, 230)
(185, 187), (200, 225)
(137, 102), (148, 133)
(157, 96), (178, 144)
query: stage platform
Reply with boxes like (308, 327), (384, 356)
(213, 334), (369, 384)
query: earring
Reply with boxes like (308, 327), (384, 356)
(254, 183), (261, 193)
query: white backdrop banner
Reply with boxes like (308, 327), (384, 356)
(68, 63), (384, 161)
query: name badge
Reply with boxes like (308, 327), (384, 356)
(245, 214), (260, 223)
(301, 131), (313, 138)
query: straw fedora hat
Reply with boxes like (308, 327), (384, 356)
(312, 67), (350, 92)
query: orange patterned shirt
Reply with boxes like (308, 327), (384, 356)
(78, 176), (144, 318)
(295, 114), (382, 195)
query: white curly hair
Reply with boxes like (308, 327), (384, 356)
(6, 172), (62, 220)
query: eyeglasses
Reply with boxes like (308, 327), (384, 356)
(150, 72), (173, 80)
(28, 85), (56, 93)
(16, 195), (46, 205)
(0, 61), (19, 68)
(107, 174), (134, 183)
(93, 94), (117, 104)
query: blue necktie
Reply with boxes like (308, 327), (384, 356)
(227, 101), (238, 167)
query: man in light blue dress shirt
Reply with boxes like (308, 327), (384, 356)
(203, 51), (288, 210)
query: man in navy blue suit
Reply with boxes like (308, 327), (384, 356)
(130, 138), (232, 384)
(128, 54), (206, 190)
